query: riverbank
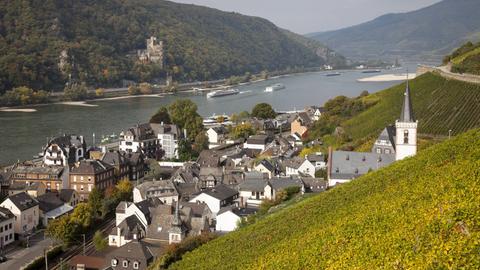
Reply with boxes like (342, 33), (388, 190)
(357, 73), (417, 82)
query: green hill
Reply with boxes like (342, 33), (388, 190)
(443, 41), (480, 75)
(343, 72), (480, 142)
(309, 0), (480, 61)
(166, 128), (480, 269)
(0, 0), (336, 94)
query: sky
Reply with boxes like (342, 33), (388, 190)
(171, 0), (442, 34)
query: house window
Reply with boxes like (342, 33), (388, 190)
(376, 148), (381, 154)
(404, 130), (409, 144)
(385, 149), (391, 154)
(111, 259), (118, 266)
(123, 260), (128, 268)
(133, 261), (139, 269)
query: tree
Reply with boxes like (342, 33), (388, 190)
(87, 188), (104, 218)
(69, 203), (93, 230)
(150, 106), (172, 124)
(231, 123), (255, 139)
(128, 85), (141, 95)
(116, 179), (133, 201)
(93, 230), (108, 251)
(251, 103), (276, 119)
(95, 88), (105, 98)
(192, 132), (209, 154)
(178, 139), (194, 161)
(45, 215), (78, 246)
(64, 83), (88, 101)
(139, 82), (153, 94)
(168, 99), (204, 140)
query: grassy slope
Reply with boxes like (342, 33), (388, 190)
(452, 46), (480, 64)
(169, 129), (480, 269)
(343, 72), (480, 142)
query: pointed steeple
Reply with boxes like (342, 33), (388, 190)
(400, 77), (415, 122)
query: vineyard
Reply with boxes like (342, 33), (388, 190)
(343, 72), (480, 142)
(167, 128), (480, 269)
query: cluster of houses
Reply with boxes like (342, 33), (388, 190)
(0, 81), (417, 270)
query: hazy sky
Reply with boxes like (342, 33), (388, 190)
(171, 0), (442, 34)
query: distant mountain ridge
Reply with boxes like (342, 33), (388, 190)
(310, 0), (480, 61)
(0, 0), (341, 94)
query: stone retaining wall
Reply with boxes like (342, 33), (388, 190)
(417, 65), (480, 84)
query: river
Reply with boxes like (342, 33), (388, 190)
(0, 67), (414, 166)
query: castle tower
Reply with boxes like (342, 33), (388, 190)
(395, 80), (418, 161)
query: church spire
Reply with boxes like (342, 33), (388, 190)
(400, 77), (415, 122)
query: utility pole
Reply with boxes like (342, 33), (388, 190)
(82, 234), (86, 255)
(44, 248), (48, 270)
(449, 129), (452, 139)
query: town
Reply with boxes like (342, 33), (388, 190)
(0, 80), (417, 269)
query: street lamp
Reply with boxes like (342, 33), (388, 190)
(448, 129), (452, 139)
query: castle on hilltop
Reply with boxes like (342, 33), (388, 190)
(328, 79), (418, 186)
(137, 36), (164, 67)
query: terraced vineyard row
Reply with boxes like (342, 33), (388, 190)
(343, 72), (480, 140)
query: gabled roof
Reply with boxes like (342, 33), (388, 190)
(70, 159), (114, 175)
(107, 240), (153, 261)
(209, 126), (228, 135)
(295, 112), (313, 126)
(256, 159), (275, 172)
(239, 179), (269, 192)
(101, 151), (128, 166)
(330, 151), (396, 180)
(0, 207), (14, 222)
(4, 192), (38, 211)
(150, 123), (180, 137)
(376, 125), (397, 149)
(270, 178), (304, 191)
(37, 193), (64, 212)
(399, 80), (415, 122)
(282, 157), (306, 169)
(59, 189), (76, 203)
(199, 184), (238, 201)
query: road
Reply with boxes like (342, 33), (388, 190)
(1, 231), (54, 269)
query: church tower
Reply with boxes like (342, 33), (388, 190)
(395, 80), (418, 161)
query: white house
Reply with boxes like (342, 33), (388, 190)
(206, 126), (228, 147)
(151, 123), (181, 159)
(0, 192), (39, 236)
(119, 123), (159, 158)
(0, 207), (15, 247)
(284, 158), (316, 178)
(243, 135), (271, 151)
(254, 160), (276, 179)
(238, 179), (272, 207)
(189, 184), (239, 215)
(43, 135), (86, 166)
(215, 207), (241, 232)
(132, 179), (179, 204)
(306, 153), (327, 170)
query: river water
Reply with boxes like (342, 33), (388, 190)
(0, 68), (413, 166)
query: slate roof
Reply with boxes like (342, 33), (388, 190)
(197, 150), (220, 167)
(107, 240), (153, 262)
(296, 112), (313, 126)
(330, 151), (395, 180)
(377, 125), (397, 147)
(210, 126), (228, 134)
(48, 135), (85, 149)
(136, 180), (178, 200)
(270, 177), (304, 191)
(246, 135), (269, 145)
(302, 178), (328, 193)
(150, 123), (180, 137)
(175, 182), (201, 201)
(101, 151), (128, 166)
(282, 157), (305, 170)
(110, 215), (145, 238)
(59, 189), (75, 203)
(257, 159), (275, 172)
(68, 255), (107, 269)
(0, 207), (14, 222)
(122, 123), (156, 141)
(70, 159), (114, 175)
(37, 193), (64, 212)
(238, 179), (269, 192)
(5, 192), (38, 211)
(306, 153), (325, 162)
(217, 206), (257, 216)
(200, 184), (238, 201)
(400, 81), (415, 122)
(12, 165), (64, 176)
(180, 202), (210, 218)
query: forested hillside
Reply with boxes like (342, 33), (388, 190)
(310, 0), (480, 61)
(0, 0), (336, 94)
(443, 41), (480, 75)
(166, 129), (480, 269)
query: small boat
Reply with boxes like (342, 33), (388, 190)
(325, 72), (341, 77)
(207, 89), (239, 98)
(362, 69), (381, 74)
(265, 83), (285, 92)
